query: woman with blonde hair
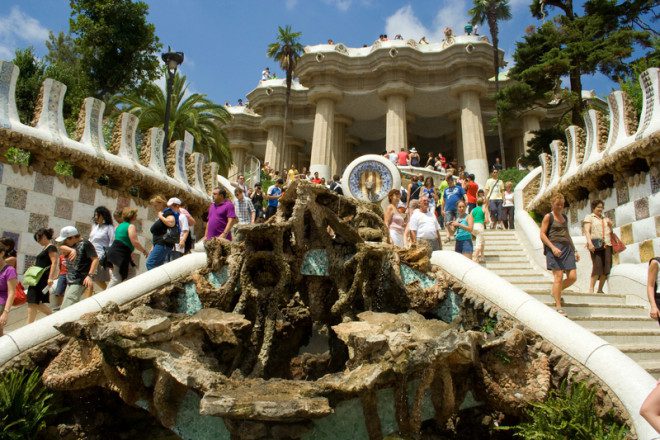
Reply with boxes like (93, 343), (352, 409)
(384, 189), (406, 247)
(106, 207), (149, 287)
(540, 193), (579, 316)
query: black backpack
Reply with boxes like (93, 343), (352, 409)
(160, 209), (180, 247)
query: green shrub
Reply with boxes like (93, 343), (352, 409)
(499, 167), (529, 188)
(503, 381), (628, 440)
(54, 160), (74, 176)
(5, 147), (31, 166)
(0, 369), (54, 439)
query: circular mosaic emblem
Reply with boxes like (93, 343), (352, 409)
(341, 155), (402, 203)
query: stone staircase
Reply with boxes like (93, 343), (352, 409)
(481, 229), (660, 378)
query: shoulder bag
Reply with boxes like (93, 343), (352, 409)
(22, 265), (47, 287)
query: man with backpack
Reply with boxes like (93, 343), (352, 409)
(146, 195), (179, 270)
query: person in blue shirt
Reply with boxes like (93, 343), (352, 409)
(441, 176), (466, 242)
(266, 178), (284, 219)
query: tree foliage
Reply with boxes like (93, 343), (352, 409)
(519, 126), (566, 167)
(12, 48), (46, 124)
(499, 0), (654, 126)
(69, 0), (162, 99)
(112, 73), (232, 170)
(267, 25), (304, 144)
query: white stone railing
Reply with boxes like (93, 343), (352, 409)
(0, 61), (218, 212)
(526, 67), (659, 211)
(0, 252), (207, 367)
(431, 251), (658, 439)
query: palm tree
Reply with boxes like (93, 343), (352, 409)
(267, 25), (304, 144)
(111, 73), (232, 169)
(470, 0), (512, 168)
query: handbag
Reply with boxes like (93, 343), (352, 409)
(22, 265), (47, 287)
(13, 282), (26, 306)
(610, 232), (626, 254)
(589, 215), (605, 250)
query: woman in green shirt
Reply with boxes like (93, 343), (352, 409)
(471, 197), (486, 263)
(106, 208), (149, 288)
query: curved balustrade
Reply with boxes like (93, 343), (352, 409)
(0, 61), (217, 213)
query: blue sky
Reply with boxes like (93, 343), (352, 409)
(0, 0), (635, 106)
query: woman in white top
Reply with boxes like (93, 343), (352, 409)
(502, 181), (515, 229)
(88, 206), (115, 292)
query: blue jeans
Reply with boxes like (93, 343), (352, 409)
(146, 244), (171, 270)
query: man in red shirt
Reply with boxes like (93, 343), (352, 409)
(311, 172), (322, 184)
(397, 150), (409, 166)
(465, 173), (479, 213)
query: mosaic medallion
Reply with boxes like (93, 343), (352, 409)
(341, 155), (401, 203)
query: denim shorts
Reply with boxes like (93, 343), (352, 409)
(53, 274), (67, 296)
(455, 239), (474, 254)
(445, 210), (457, 222)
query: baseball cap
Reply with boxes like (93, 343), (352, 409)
(55, 226), (79, 242)
(167, 197), (182, 206)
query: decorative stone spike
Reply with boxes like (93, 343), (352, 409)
(635, 67), (659, 141)
(33, 78), (68, 143)
(146, 127), (167, 174)
(0, 61), (20, 129)
(116, 113), (139, 162)
(564, 125), (585, 177)
(172, 140), (189, 186)
(190, 152), (207, 193)
(582, 110), (607, 167)
(205, 162), (220, 194)
(165, 140), (176, 177)
(548, 140), (566, 188)
(78, 97), (106, 153)
(606, 91), (637, 154)
(538, 153), (551, 196)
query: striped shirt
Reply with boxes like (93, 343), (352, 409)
(234, 197), (255, 224)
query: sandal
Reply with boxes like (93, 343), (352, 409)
(556, 308), (567, 316)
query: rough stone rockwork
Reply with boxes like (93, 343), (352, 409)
(40, 181), (631, 439)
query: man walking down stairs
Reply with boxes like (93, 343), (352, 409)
(481, 229), (660, 378)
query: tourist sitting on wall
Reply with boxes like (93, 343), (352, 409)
(261, 67), (271, 81)
(0, 242), (18, 336)
(492, 157), (503, 171)
(251, 183), (265, 219)
(540, 193), (579, 316)
(106, 207), (149, 288)
(451, 200), (474, 259)
(167, 198), (189, 261)
(206, 188), (237, 240)
(397, 149), (409, 166)
(408, 196), (443, 252)
(25, 228), (57, 323)
(425, 152), (435, 168)
(88, 206), (115, 293)
(329, 175), (343, 195)
(237, 99), (244, 106)
(234, 187), (256, 225)
(266, 179), (284, 219)
(56, 226), (99, 310)
(327, 38), (334, 45)
(583, 199), (613, 294)
(311, 172), (322, 184)
(409, 148), (420, 167)
(146, 195), (179, 270)
(442, 176), (466, 243)
(485, 169), (505, 230)
(471, 196), (486, 263)
(384, 189), (406, 248)
(394, 34), (403, 40)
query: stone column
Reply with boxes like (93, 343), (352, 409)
(379, 82), (414, 152)
(521, 109), (545, 155)
(458, 89), (488, 186)
(344, 136), (360, 171)
(284, 137), (305, 171)
(454, 117), (464, 169)
(309, 86), (342, 181)
(331, 115), (352, 177)
(228, 140), (250, 178)
(262, 117), (285, 173)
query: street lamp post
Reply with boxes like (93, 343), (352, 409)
(161, 49), (184, 159)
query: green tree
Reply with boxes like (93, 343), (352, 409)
(520, 126), (566, 167)
(112, 73), (232, 169)
(469, 0), (512, 167)
(267, 25), (304, 144)
(69, 0), (162, 99)
(499, 0), (653, 126)
(12, 48), (46, 123)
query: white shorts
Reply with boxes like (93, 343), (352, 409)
(473, 223), (485, 248)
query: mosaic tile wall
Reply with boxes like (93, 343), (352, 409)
(0, 163), (200, 275)
(566, 172), (660, 265)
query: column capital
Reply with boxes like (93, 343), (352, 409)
(308, 85), (343, 104)
(450, 80), (488, 98)
(346, 135), (361, 147)
(285, 137), (306, 148)
(260, 116), (285, 130)
(229, 140), (252, 151)
(334, 114), (353, 126)
(378, 81), (414, 99)
(522, 107), (547, 120)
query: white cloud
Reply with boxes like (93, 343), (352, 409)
(385, 3), (469, 43)
(285, 0), (299, 10)
(324, 0), (352, 12)
(0, 6), (49, 60)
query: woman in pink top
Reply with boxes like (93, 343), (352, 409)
(0, 242), (18, 336)
(384, 190), (406, 247)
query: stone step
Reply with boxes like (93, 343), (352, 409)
(541, 302), (647, 318)
(637, 360), (660, 379)
(619, 345), (660, 363)
(481, 230), (517, 236)
(570, 316), (660, 331)
(499, 275), (553, 283)
(483, 243), (526, 250)
(509, 280), (555, 289)
(489, 268), (543, 276)
(592, 330), (660, 345)
(483, 262), (535, 270)
(483, 255), (532, 263)
(483, 251), (529, 257)
(528, 292), (627, 305)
